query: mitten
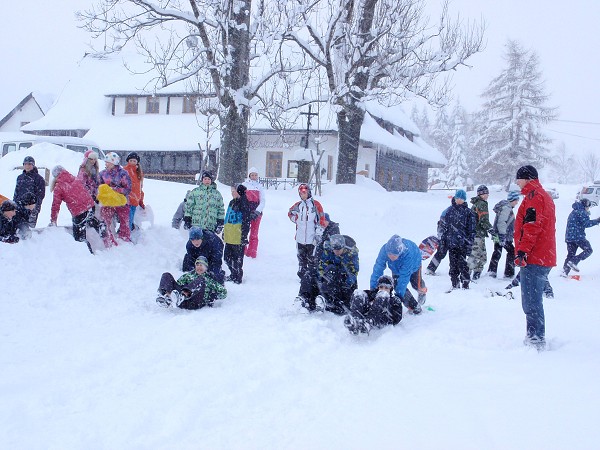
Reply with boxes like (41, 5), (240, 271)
(514, 251), (528, 267)
(492, 234), (500, 245)
(183, 216), (192, 230)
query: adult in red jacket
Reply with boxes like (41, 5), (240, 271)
(50, 166), (109, 253)
(514, 165), (556, 350)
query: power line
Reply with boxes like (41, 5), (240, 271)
(553, 119), (600, 126)
(546, 128), (600, 141)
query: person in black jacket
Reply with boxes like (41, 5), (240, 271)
(0, 200), (23, 243)
(182, 226), (225, 283)
(13, 156), (46, 227)
(442, 189), (476, 290)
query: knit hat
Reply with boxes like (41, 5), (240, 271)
(248, 167), (259, 176)
(377, 275), (394, 289)
(84, 150), (98, 160)
(195, 256), (209, 268)
(1, 200), (16, 212)
(454, 189), (467, 201)
(20, 192), (37, 206)
(385, 235), (406, 256)
(477, 185), (489, 195)
(23, 156), (35, 165)
(126, 152), (140, 163)
(581, 198), (592, 208)
(516, 165), (538, 180)
(104, 152), (120, 165)
(189, 227), (204, 240)
(201, 171), (214, 181)
(329, 234), (346, 250)
(52, 165), (65, 178)
(236, 184), (247, 196)
(507, 191), (520, 202)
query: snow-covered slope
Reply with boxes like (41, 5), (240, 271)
(1, 149), (599, 449)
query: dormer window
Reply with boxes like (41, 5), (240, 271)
(182, 96), (197, 113)
(125, 97), (138, 114)
(146, 96), (160, 114)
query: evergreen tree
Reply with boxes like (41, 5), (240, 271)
(476, 40), (557, 183)
(431, 106), (452, 159)
(445, 102), (469, 187)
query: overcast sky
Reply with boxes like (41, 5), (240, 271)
(1, 0), (599, 154)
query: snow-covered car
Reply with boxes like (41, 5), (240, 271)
(577, 182), (600, 206)
(547, 188), (559, 199)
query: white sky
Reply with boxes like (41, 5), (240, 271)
(1, 0), (599, 153)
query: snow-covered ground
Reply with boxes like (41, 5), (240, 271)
(1, 146), (599, 449)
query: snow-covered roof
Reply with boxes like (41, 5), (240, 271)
(22, 51), (444, 165)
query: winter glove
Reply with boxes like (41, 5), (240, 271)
(498, 234), (506, 246)
(514, 251), (528, 267)
(215, 225), (224, 235)
(492, 234), (500, 245)
(183, 216), (192, 230)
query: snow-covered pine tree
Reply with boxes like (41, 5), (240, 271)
(475, 40), (557, 183)
(431, 106), (452, 159)
(444, 102), (469, 187)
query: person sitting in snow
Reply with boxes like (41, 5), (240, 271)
(343, 275), (404, 334)
(182, 226), (225, 284)
(223, 184), (252, 284)
(156, 256), (227, 310)
(562, 198), (600, 276)
(370, 235), (424, 314)
(50, 166), (109, 253)
(316, 234), (359, 314)
(0, 200), (23, 244)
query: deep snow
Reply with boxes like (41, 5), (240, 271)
(1, 147), (600, 449)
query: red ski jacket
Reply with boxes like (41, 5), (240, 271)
(514, 179), (556, 267)
(51, 170), (95, 223)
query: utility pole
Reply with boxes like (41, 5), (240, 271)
(298, 105), (319, 184)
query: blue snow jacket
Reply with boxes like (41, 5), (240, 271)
(370, 237), (422, 297)
(565, 201), (600, 242)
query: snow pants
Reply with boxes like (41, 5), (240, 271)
(319, 266), (356, 315)
(101, 205), (130, 243)
(224, 243), (245, 283)
(563, 240), (593, 274)
(73, 208), (109, 253)
(349, 290), (403, 327)
(468, 236), (487, 273)
(245, 213), (262, 258)
(449, 246), (470, 288)
(158, 272), (209, 310)
(297, 243), (319, 309)
(487, 241), (515, 278)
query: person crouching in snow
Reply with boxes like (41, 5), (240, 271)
(370, 235), (425, 314)
(14, 192), (38, 240)
(50, 166), (109, 253)
(182, 226), (225, 283)
(98, 152), (132, 243)
(242, 167), (265, 258)
(156, 256), (227, 309)
(0, 200), (23, 244)
(316, 234), (359, 314)
(344, 275), (404, 334)
(223, 184), (252, 284)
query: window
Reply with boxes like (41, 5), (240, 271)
(182, 96), (197, 113)
(287, 160), (299, 178)
(2, 143), (16, 156)
(266, 151), (283, 177)
(66, 145), (87, 153)
(146, 96), (160, 114)
(125, 97), (139, 114)
(18, 142), (33, 150)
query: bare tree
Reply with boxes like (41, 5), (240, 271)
(78, 0), (290, 186)
(550, 142), (580, 184)
(579, 151), (600, 183)
(283, 0), (484, 184)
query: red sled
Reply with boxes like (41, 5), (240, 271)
(419, 235), (440, 260)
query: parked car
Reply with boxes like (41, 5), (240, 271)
(0, 132), (104, 158)
(547, 187), (559, 199)
(577, 182), (600, 206)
